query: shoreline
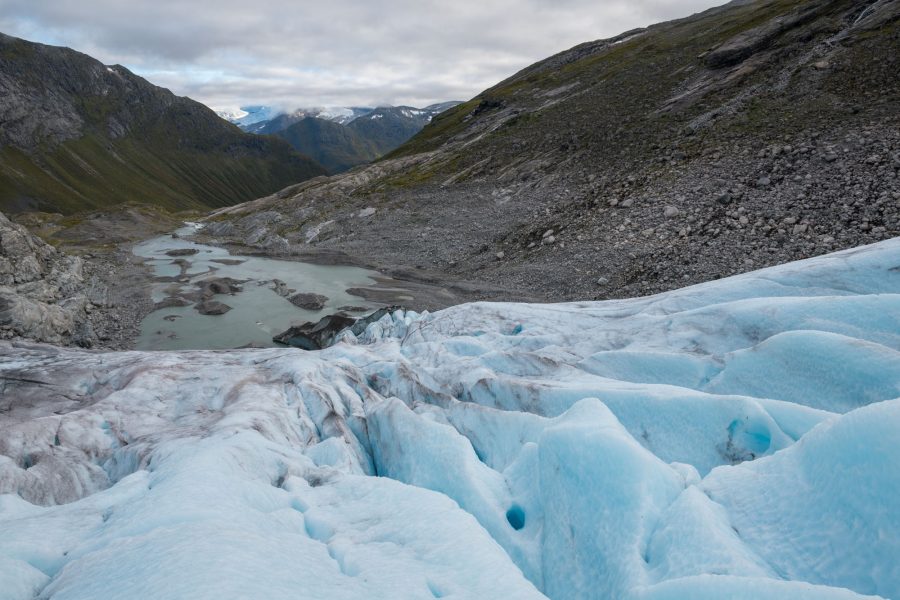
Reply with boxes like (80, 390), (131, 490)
(202, 237), (543, 311)
(87, 230), (541, 351)
(84, 246), (157, 351)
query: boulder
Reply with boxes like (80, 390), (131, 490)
(0, 211), (94, 346)
(196, 277), (243, 298)
(154, 297), (192, 310)
(164, 248), (199, 257)
(271, 279), (291, 297)
(194, 300), (232, 315)
(288, 292), (328, 311)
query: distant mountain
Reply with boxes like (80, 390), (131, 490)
(214, 105), (280, 128)
(240, 107), (375, 134)
(346, 105), (454, 156)
(0, 34), (326, 214)
(223, 102), (462, 173)
(272, 117), (381, 174)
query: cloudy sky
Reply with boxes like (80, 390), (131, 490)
(0, 0), (723, 111)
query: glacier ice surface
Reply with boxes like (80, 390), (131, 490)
(1, 239), (899, 599)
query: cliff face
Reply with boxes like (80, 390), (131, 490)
(0, 211), (93, 345)
(0, 33), (326, 214)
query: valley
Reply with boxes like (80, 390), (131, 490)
(202, 0), (899, 303)
(4, 0), (897, 331)
(0, 0), (899, 599)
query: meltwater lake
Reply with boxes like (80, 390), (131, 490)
(133, 224), (381, 350)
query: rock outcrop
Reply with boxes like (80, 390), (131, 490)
(288, 292), (328, 311)
(0, 212), (94, 345)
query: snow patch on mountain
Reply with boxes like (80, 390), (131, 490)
(214, 107), (249, 121)
(1, 239), (898, 599)
(213, 105), (279, 127)
(312, 107), (360, 123)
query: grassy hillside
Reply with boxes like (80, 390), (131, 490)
(384, 0), (899, 183)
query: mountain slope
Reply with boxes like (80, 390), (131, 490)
(347, 105), (446, 156)
(272, 117), (381, 173)
(0, 33), (326, 214)
(208, 0), (899, 303)
(387, 0), (899, 170)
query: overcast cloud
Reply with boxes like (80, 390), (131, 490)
(0, 0), (724, 111)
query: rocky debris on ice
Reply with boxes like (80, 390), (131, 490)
(273, 313), (357, 350)
(274, 305), (404, 350)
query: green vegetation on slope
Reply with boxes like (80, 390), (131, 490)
(264, 106), (461, 175)
(274, 117), (381, 174)
(382, 0), (899, 187)
(0, 33), (325, 214)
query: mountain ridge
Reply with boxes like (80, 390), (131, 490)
(225, 102), (462, 173)
(0, 33), (326, 214)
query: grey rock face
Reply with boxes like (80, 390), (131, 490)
(0, 33), (163, 154)
(703, 3), (823, 68)
(0, 211), (94, 346)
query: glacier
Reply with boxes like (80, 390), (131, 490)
(1, 239), (899, 600)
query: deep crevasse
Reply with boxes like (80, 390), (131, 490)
(1, 239), (899, 600)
